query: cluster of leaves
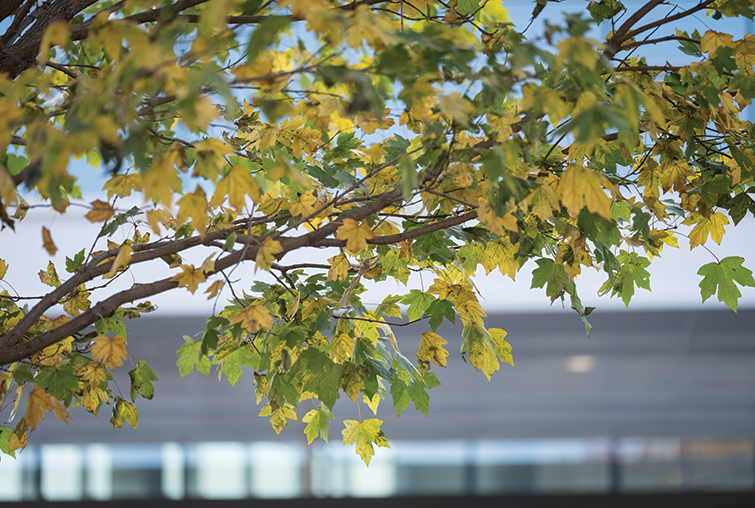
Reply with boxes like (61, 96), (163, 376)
(1, 0), (755, 464)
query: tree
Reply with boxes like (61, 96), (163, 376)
(0, 0), (754, 464)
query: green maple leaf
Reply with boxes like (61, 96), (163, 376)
(530, 259), (570, 302)
(0, 426), (15, 458)
(36, 364), (79, 405)
(424, 298), (456, 332)
(302, 404), (334, 444)
(342, 418), (390, 466)
(599, 250), (651, 307)
(110, 398), (139, 429)
(401, 290), (436, 321)
(698, 256), (755, 311)
(389, 379), (411, 416)
(297, 348), (340, 409)
(176, 336), (211, 378)
(128, 360), (158, 401)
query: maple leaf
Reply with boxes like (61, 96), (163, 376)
(204, 280), (225, 300)
(330, 333), (355, 364)
(461, 322), (500, 380)
(211, 165), (261, 211)
(327, 254), (351, 282)
(38, 261), (61, 287)
(417, 331), (449, 371)
(482, 238), (519, 280)
(42, 227), (57, 256)
(24, 385), (70, 431)
(684, 212), (729, 249)
(110, 397), (139, 429)
(230, 304), (272, 333)
(289, 191), (318, 218)
(259, 402), (298, 435)
(177, 186), (210, 240)
(85, 199), (115, 223)
(91, 335), (128, 370)
(698, 256), (755, 311)
(302, 404), (335, 444)
(256, 237), (282, 272)
(103, 173), (143, 199)
(336, 219), (375, 254)
(171, 264), (207, 293)
(558, 164), (612, 219)
(0, 258), (7, 279)
(63, 284), (91, 317)
(143, 156), (182, 207)
(129, 360), (158, 401)
(342, 419), (390, 466)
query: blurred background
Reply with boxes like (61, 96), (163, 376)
(2, 309), (755, 505)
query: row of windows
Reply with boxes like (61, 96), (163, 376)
(1, 438), (753, 501)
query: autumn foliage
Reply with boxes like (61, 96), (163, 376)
(2, 0), (755, 463)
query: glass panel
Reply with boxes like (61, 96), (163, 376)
(40, 445), (83, 501)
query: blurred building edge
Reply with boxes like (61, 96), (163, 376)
(1, 309), (755, 502)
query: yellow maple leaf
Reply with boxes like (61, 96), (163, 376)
(327, 254), (351, 282)
(63, 284), (91, 317)
(684, 211), (729, 249)
(85, 199), (115, 223)
(33, 336), (73, 366)
(342, 418), (390, 466)
(105, 244), (133, 278)
(25, 385), (70, 431)
(418, 331), (449, 370)
(42, 226), (57, 256)
(91, 335), (128, 370)
(330, 333), (355, 364)
(210, 165), (261, 211)
(38, 21), (69, 64)
(177, 186), (210, 239)
(103, 173), (143, 199)
(256, 237), (282, 272)
(38, 261), (61, 287)
(336, 219), (375, 254)
(289, 191), (318, 218)
(462, 322), (499, 380)
(143, 156), (182, 207)
(557, 164), (611, 219)
(700, 30), (736, 55)
(171, 264), (207, 293)
(146, 208), (174, 234)
(482, 238), (519, 280)
(230, 304), (272, 333)
(259, 402), (298, 435)
(204, 280), (225, 300)
(0, 258), (7, 279)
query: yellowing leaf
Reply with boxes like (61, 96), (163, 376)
(211, 165), (261, 210)
(256, 237), (282, 272)
(700, 30), (736, 55)
(289, 191), (318, 218)
(302, 405), (334, 444)
(327, 255), (351, 282)
(417, 331), (449, 370)
(105, 244), (133, 278)
(63, 284), (91, 316)
(0, 258), (7, 279)
(42, 227), (57, 256)
(85, 199), (115, 223)
(342, 418), (390, 466)
(558, 164), (611, 219)
(204, 280), (225, 299)
(91, 335), (128, 370)
(38, 261), (61, 287)
(230, 304), (272, 333)
(24, 385), (71, 431)
(103, 173), (143, 199)
(336, 219), (375, 254)
(110, 397), (139, 429)
(482, 238), (519, 280)
(461, 322), (499, 380)
(684, 212), (729, 249)
(177, 186), (209, 240)
(171, 264), (207, 293)
(259, 402), (298, 434)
